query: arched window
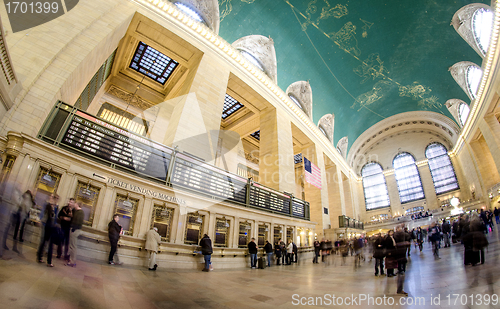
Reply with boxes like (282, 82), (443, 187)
(361, 162), (390, 210)
(425, 143), (459, 194)
(318, 125), (328, 138)
(466, 65), (482, 99)
(239, 50), (265, 71)
(458, 102), (470, 126)
(472, 7), (494, 56)
(289, 94), (304, 111)
(174, 2), (205, 23)
(393, 152), (425, 203)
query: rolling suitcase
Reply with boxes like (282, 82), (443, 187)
(258, 257), (266, 269)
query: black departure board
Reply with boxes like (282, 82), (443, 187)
(170, 153), (247, 204)
(292, 198), (306, 218)
(249, 183), (290, 215)
(61, 111), (172, 181)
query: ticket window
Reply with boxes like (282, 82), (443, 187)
(214, 218), (229, 247)
(238, 222), (250, 248)
(258, 225), (268, 247)
(286, 227), (293, 244)
(185, 213), (204, 245)
(273, 227), (281, 245)
(152, 204), (174, 242)
(34, 167), (61, 213)
(74, 181), (100, 226)
(113, 194), (138, 236)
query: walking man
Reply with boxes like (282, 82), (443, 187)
(108, 214), (122, 265)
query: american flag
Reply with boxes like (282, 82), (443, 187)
(304, 157), (321, 189)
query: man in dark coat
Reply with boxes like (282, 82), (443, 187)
(274, 239), (282, 265)
(248, 237), (258, 268)
(313, 240), (320, 263)
(442, 220), (451, 248)
(292, 242), (298, 263)
(199, 234), (212, 271)
(37, 194), (58, 266)
(264, 240), (273, 267)
(108, 214), (122, 265)
(57, 198), (74, 260)
(373, 233), (385, 276)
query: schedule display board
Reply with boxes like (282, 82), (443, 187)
(292, 198), (307, 218)
(249, 183), (290, 215)
(61, 111), (172, 181)
(170, 153), (247, 204)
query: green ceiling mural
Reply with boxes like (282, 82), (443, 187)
(218, 0), (487, 152)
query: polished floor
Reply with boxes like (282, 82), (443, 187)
(1, 230), (500, 309)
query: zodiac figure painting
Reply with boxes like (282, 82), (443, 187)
(328, 22), (361, 57)
(351, 80), (393, 111)
(300, 0), (348, 31)
(220, 0), (256, 22)
(354, 53), (389, 84)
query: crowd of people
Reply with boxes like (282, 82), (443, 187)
(1, 184), (496, 283)
(410, 210), (432, 220)
(1, 186), (162, 271)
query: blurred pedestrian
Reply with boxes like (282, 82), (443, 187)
(37, 194), (58, 266)
(373, 233), (385, 276)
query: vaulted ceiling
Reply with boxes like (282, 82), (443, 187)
(217, 0), (488, 153)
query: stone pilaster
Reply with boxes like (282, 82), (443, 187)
(259, 107), (295, 193)
(158, 53), (230, 162)
(479, 115), (500, 178)
(418, 163), (438, 210)
(327, 164), (342, 229)
(302, 145), (330, 237)
(385, 172), (402, 217)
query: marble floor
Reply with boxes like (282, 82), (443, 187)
(1, 231), (500, 309)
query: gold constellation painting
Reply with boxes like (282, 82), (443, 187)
(353, 53), (389, 84)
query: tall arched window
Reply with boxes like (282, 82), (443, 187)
(239, 50), (265, 71)
(174, 2), (205, 23)
(458, 102), (470, 126)
(393, 152), (425, 203)
(425, 143), (459, 194)
(472, 7), (494, 56)
(361, 162), (390, 210)
(466, 65), (482, 99)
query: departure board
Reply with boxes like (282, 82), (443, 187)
(292, 198), (307, 218)
(170, 153), (247, 204)
(249, 183), (290, 215)
(61, 111), (172, 181)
